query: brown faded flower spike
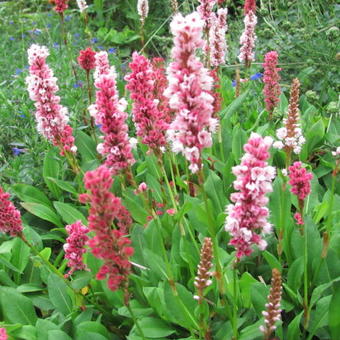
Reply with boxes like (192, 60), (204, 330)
(194, 237), (213, 304)
(260, 268), (282, 339)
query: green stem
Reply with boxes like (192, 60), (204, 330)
(127, 302), (146, 340)
(232, 259), (239, 340)
(20, 234), (65, 280)
(303, 215), (309, 329)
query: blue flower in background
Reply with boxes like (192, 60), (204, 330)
(53, 42), (60, 48)
(18, 114), (26, 118)
(108, 48), (116, 54)
(22, 34), (27, 39)
(97, 45), (104, 50)
(73, 81), (83, 88)
(24, 65), (29, 69)
(74, 33), (80, 38)
(250, 72), (263, 81)
(47, 13), (52, 17)
(96, 124), (102, 129)
(9, 20), (14, 24)
(47, 23), (52, 29)
(232, 80), (236, 87)
(9, 36), (15, 41)
(91, 37), (99, 44)
(33, 29), (42, 35)
(12, 148), (25, 156)
(15, 68), (23, 75)
(65, 15), (72, 22)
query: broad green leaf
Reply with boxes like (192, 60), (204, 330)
(163, 282), (199, 330)
(287, 312), (303, 340)
(263, 251), (282, 272)
(250, 282), (269, 317)
(36, 319), (59, 340)
(53, 201), (87, 225)
(47, 177), (78, 195)
(75, 321), (109, 339)
(43, 149), (62, 199)
(0, 287), (37, 325)
(48, 330), (73, 340)
(220, 90), (249, 121)
(329, 286), (340, 339)
(287, 257), (304, 291)
(136, 317), (175, 338)
(231, 126), (247, 162)
(307, 295), (331, 339)
(21, 202), (63, 228)
(0, 254), (21, 273)
(12, 183), (52, 208)
(204, 170), (226, 214)
(48, 273), (74, 316)
(75, 130), (97, 162)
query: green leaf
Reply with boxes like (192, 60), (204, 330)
(11, 237), (30, 275)
(136, 317), (175, 338)
(163, 282), (199, 330)
(123, 190), (148, 225)
(48, 330), (73, 340)
(43, 149), (62, 199)
(12, 183), (52, 208)
(263, 251), (282, 272)
(220, 90), (249, 121)
(48, 273), (74, 316)
(251, 282), (269, 317)
(287, 257), (304, 291)
(21, 202), (63, 227)
(53, 201), (87, 225)
(0, 254), (21, 273)
(47, 178), (78, 195)
(308, 295), (331, 339)
(231, 126), (247, 162)
(70, 271), (92, 290)
(287, 312), (303, 340)
(204, 170), (226, 214)
(75, 130), (97, 162)
(329, 286), (340, 339)
(75, 321), (109, 339)
(301, 119), (325, 161)
(0, 287), (37, 325)
(36, 319), (59, 340)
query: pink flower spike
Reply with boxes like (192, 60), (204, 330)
(0, 187), (23, 237)
(125, 52), (169, 152)
(53, 0), (69, 14)
(238, 10), (257, 67)
(209, 8), (228, 67)
(0, 328), (8, 340)
(224, 133), (276, 258)
(244, 0), (256, 15)
(288, 162), (313, 202)
(263, 51), (281, 115)
(64, 221), (89, 277)
(165, 12), (217, 174)
(197, 0), (216, 29)
(80, 165), (133, 291)
(90, 52), (135, 174)
(294, 212), (304, 225)
(78, 47), (96, 71)
(26, 44), (77, 156)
